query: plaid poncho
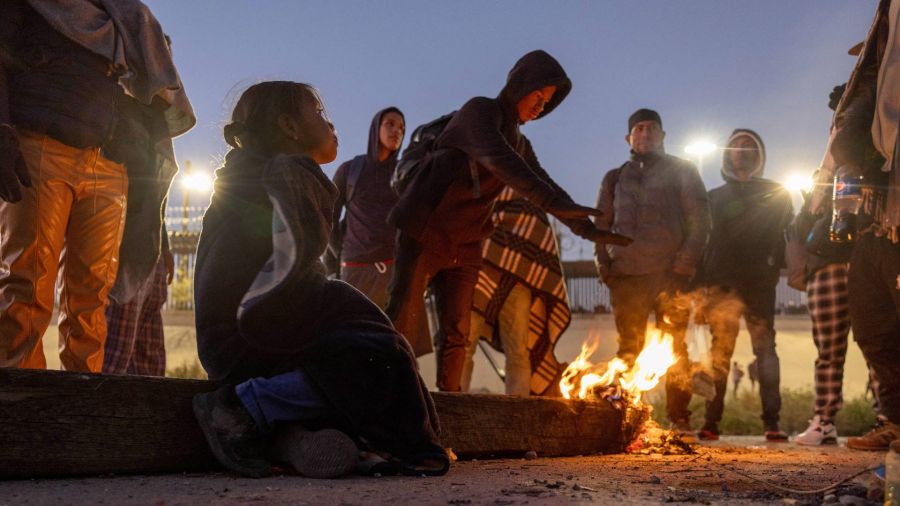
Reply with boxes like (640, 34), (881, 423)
(471, 187), (571, 396)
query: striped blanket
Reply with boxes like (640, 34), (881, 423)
(471, 187), (571, 396)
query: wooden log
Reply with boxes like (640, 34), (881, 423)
(0, 369), (648, 479)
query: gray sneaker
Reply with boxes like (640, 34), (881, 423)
(272, 424), (358, 479)
(192, 386), (272, 478)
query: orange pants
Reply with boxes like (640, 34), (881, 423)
(0, 130), (127, 371)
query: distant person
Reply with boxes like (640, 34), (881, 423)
(461, 187), (570, 396)
(812, 0), (900, 451)
(102, 225), (174, 376)
(695, 129), (793, 443)
(327, 107), (405, 308)
(0, 0), (194, 371)
(793, 86), (882, 446)
(193, 82), (447, 479)
(748, 359), (758, 391)
(594, 108), (710, 442)
(731, 361), (744, 397)
(387, 50), (630, 393)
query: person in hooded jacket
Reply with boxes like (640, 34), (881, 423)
(327, 107), (405, 308)
(193, 82), (447, 479)
(386, 50), (630, 393)
(695, 129), (794, 442)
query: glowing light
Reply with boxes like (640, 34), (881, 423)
(784, 173), (814, 193)
(182, 172), (213, 193)
(684, 141), (718, 157)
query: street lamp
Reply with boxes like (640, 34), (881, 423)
(180, 161), (213, 233)
(684, 140), (718, 172)
(784, 172), (814, 194)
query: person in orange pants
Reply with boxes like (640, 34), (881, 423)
(0, 0), (194, 371)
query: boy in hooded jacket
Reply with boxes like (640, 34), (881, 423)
(386, 50), (630, 392)
(193, 82), (447, 479)
(328, 107), (405, 308)
(695, 129), (794, 442)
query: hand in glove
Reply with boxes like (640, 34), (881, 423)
(0, 127), (31, 203)
(562, 218), (633, 246)
(548, 198), (604, 220)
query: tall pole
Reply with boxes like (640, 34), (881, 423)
(181, 160), (191, 233)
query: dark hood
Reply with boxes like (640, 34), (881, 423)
(722, 128), (766, 181)
(367, 107), (404, 166)
(498, 50), (572, 121)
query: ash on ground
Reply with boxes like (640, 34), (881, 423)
(626, 419), (696, 455)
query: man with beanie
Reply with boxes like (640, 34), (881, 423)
(694, 129), (793, 442)
(594, 109), (710, 440)
(328, 107), (405, 308)
(387, 50), (630, 393)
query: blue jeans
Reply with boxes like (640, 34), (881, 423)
(704, 287), (781, 428)
(235, 369), (327, 433)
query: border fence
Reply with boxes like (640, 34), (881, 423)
(560, 260), (807, 315)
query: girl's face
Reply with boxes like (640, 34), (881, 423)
(280, 89), (339, 164)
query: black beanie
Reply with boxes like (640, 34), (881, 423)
(628, 108), (662, 132)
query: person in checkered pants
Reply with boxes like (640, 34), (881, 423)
(102, 227), (173, 376)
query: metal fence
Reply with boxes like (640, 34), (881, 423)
(560, 260), (808, 315)
(160, 213), (809, 315)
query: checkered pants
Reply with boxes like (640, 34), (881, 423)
(102, 256), (168, 376)
(807, 263), (881, 421)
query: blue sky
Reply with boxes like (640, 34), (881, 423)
(147, 1), (875, 258)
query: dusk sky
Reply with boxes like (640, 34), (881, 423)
(147, 1), (876, 258)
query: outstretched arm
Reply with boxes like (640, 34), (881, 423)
(593, 169), (617, 279)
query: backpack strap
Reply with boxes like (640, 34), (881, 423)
(345, 155), (366, 203)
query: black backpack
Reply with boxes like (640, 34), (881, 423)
(390, 111), (456, 196)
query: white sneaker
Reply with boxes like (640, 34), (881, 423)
(794, 415), (838, 446)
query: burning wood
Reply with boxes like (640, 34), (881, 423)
(560, 329), (695, 454)
(560, 329), (676, 405)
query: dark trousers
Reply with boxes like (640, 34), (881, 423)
(848, 233), (900, 422)
(607, 271), (692, 422)
(342, 262), (393, 309)
(386, 233), (480, 392)
(703, 286), (781, 428)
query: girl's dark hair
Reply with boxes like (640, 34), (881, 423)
(223, 81), (316, 152)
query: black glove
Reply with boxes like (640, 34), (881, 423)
(562, 217), (633, 246)
(0, 127), (31, 203)
(549, 198), (603, 220)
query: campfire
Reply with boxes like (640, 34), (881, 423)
(559, 329), (677, 406)
(559, 329), (696, 454)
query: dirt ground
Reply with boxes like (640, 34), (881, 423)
(0, 437), (884, 505)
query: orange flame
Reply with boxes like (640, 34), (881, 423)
(560, 329), (677, 405)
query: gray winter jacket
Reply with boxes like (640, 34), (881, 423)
(594, 150), (710, 279)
